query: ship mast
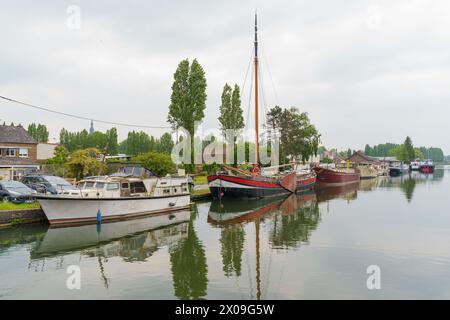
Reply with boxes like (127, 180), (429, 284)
(254, 13), (260, 165)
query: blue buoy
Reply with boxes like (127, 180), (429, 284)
(97, 209), (102, 223)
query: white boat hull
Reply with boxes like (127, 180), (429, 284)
(37, 194), (191, 225)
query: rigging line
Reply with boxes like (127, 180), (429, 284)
(260, 45), (280, 107)
(240, 47), (255, 99)
(0, 95), (171, 129)
(245, 64), (254, 132)
(259, 63), (268, 119)
(258, 61), (268, 132)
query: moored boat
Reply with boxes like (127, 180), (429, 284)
(296, 171), (317, 192)
(410, 159), (422, 171)
(208, 166), (297, 199)
(36, 175), (191, 225)
(313, 165), (360, 186)
(389, 163), (410, 177)
(357, 163), (378, 179)
(207, 16), (305, 199)
(419, 159), (435, 174)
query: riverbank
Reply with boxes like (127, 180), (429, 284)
(0, 207), (46, 228)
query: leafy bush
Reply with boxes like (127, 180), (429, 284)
(133, 152), (176, 177)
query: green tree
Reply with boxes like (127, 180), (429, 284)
(105, 128), (119, 155)
(66, 148), (106, 180)
(388, 145), (407, 161)
(159, 132), (174, 154)
(266, 107), (320, 164)
(322, 156), (333, 164)
(168, 58), (207, 172)
(347, 148), (352, 157)
(265, 106), (283, 141)
(121, 131), (152, 156)
(133, 151), (175, 176)
(414, 148), (424, 160)
(218, 83), (245, 138)
(47, 146), (69, 165)
(364, 144), (372, 156)
(27, 123), (49, 142)
(404, 136), (415, 162)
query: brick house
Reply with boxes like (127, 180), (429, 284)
(0, 124), (39, 180)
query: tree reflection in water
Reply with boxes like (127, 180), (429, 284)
(400, 178), (416, 203)
(220, 225), (245, 277)
(169, 205), (208, 299)
(270, 195), (321, 249)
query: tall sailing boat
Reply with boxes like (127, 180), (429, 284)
(207, 14), (315, 199)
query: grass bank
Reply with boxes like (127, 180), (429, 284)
(193, 175), (208, 185)
(0, 202), (41, 211)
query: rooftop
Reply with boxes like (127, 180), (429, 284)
(0, 124), (37, 144)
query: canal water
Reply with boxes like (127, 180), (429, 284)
(0, 169), (448, 299)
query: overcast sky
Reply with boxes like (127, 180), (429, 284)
(1, 0), (449, 153)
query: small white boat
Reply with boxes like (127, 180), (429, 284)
(410, 159), (422, 171)
(36, 175), (191, 225)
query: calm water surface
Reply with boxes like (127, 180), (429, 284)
(1, 169), (449, 299)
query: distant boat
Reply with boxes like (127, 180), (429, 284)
(410, 159), (422, 171)
(389, 163), (410, 177)
(313, 165), (360, 186)
(419, 159), (435, 174)
(357, 163), (378, 179)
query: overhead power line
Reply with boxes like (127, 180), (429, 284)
(0, 94), (171, 129)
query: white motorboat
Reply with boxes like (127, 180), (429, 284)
(410, 159), (422, 171)
(36, 175), (191, 225)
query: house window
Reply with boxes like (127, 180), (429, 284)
(19, 148), (29, 158)
(6, 149), (16, 157)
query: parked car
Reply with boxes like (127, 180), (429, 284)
(21, 175), (76, 195)
(0, 180), (37, 203)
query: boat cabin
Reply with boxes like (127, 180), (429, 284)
(65, 175), (190, 199)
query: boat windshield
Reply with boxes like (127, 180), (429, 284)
(43, 176), (72, 186)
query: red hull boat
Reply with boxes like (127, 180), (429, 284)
(208, 171), (298, 199)
(313, 167), (360, 186)
(419, 164), (435, 174)
(207, 16), (317, 200)
(296, 173), (316, 192)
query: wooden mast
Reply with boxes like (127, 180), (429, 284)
(254, 13), (260, 165)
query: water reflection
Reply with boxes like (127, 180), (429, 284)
(31, 210), (190, 260)
(0, 170), (446, 299)
(207, 192), (320, 299)
(169, 206), (208, 299)
(377, 170), (443, 202)
(315, 182), (359, 203)
(270, 194), (320, 249)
